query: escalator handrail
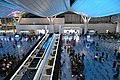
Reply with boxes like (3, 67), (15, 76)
(8, 34), (47, 80)
(50, 34), (60, 80)
(52, 34), (62, 80)
(33, 33), (54, 80)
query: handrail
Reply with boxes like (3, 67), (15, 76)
(39, 34), (60, 80)
(4, 34), (45, 80)
(33, 34), (55, 80)
(9, 34), (47, 80)
(52, 34), (62, 80)
(27, 35), (49, 70)
(50, 34), (60, 80)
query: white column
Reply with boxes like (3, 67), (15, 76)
(84, 21), (88, 34)
(47, 24), (54, 33)
(59, 25), (62, 34)
(116, 14), (120, 33)
(116, 21), (120, 33)
(47, 16), (56, 33)
(45, 25), (47, 30)
(81, 15), (91, 34)
(62, 26), (64, 34)
(13, 17), (19, 33)
(79, 27), (82, 34)
(13, 15), (22, 34)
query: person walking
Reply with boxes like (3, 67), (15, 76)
(106, 53), (109, 59)
(82, 53), (85, 60)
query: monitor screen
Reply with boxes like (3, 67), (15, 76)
(14, 34), (20, 41)
(15, 35), (20, 38)
(87, 35), (90, 38)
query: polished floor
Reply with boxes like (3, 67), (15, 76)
(0, 36), (37, 59)
(0, 35), (38, 80)
(61, 35), (120, 80)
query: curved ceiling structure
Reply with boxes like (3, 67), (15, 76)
(0, 5), (15, 17)
(72, 0), (120, 17)
(0, 0), (120, 18)
(0, 0), (22, 10)
(0, 0), (23, 17)
(7, 0), (70, 17)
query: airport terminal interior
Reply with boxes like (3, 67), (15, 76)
(0, 0), (120, 80)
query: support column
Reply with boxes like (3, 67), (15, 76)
(79, 27), (82, 35)
(81, 15), (91, 34)
(116, 14), (120, 33)
(45, 25), (48, 30)
(13, 15), (22, 34)
(116, 21), (120, 33)
(47, 16), (56, 33)
(59, 25), (62, 34)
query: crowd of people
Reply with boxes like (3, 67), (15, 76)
(60, 31), (120, 80)
(0, 52), (18, 76)
(113, 49), (120, 78)
(0, 33), (41, 78)
(60, 43), (85, 79)
(70, 48), (85, 80)
(90, 33), (120, 79)
(93, 34), (120, 79)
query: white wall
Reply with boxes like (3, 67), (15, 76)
(20, 18), (65, 24)
(88, 24), (116, 33)
(18, 23), (116, 34)
(61, 23), (116, 33)
(18, 25), (57, 34)
(19, 18), (116, 33)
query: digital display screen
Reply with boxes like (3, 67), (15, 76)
(87, 35), (93, 42)
(15, 35), (20, 38)
(14, 34), (20, 41)
(87, 35), (90, 38)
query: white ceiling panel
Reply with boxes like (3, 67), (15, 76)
(0, 0), (120, 18)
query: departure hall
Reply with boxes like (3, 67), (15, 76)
(0, 0), (120, 80)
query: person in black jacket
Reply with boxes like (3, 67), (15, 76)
(113, 61), (117, 68)
(106, 53), (109, 59)
(82, 53), (85, 60)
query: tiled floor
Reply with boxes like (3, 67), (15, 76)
(61, 35), (120, 80)
(0, 36), (38, 59)
(61, 49), (72, 80)
(0, 35), (39, 80)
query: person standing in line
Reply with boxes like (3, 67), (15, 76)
(13, 44), (15, 49)
(102, 52), (104, 58)
(78, 53), (81, 60)
(114, 49), (117, 56)
(82, 53), (85, 60)
(113, 61), (117, 68)
(99, 56), (102, 62)
(106, 53), (109, 59)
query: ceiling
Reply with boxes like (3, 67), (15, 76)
(72, 0), (120, 17)
(0, 0), (120, 18)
